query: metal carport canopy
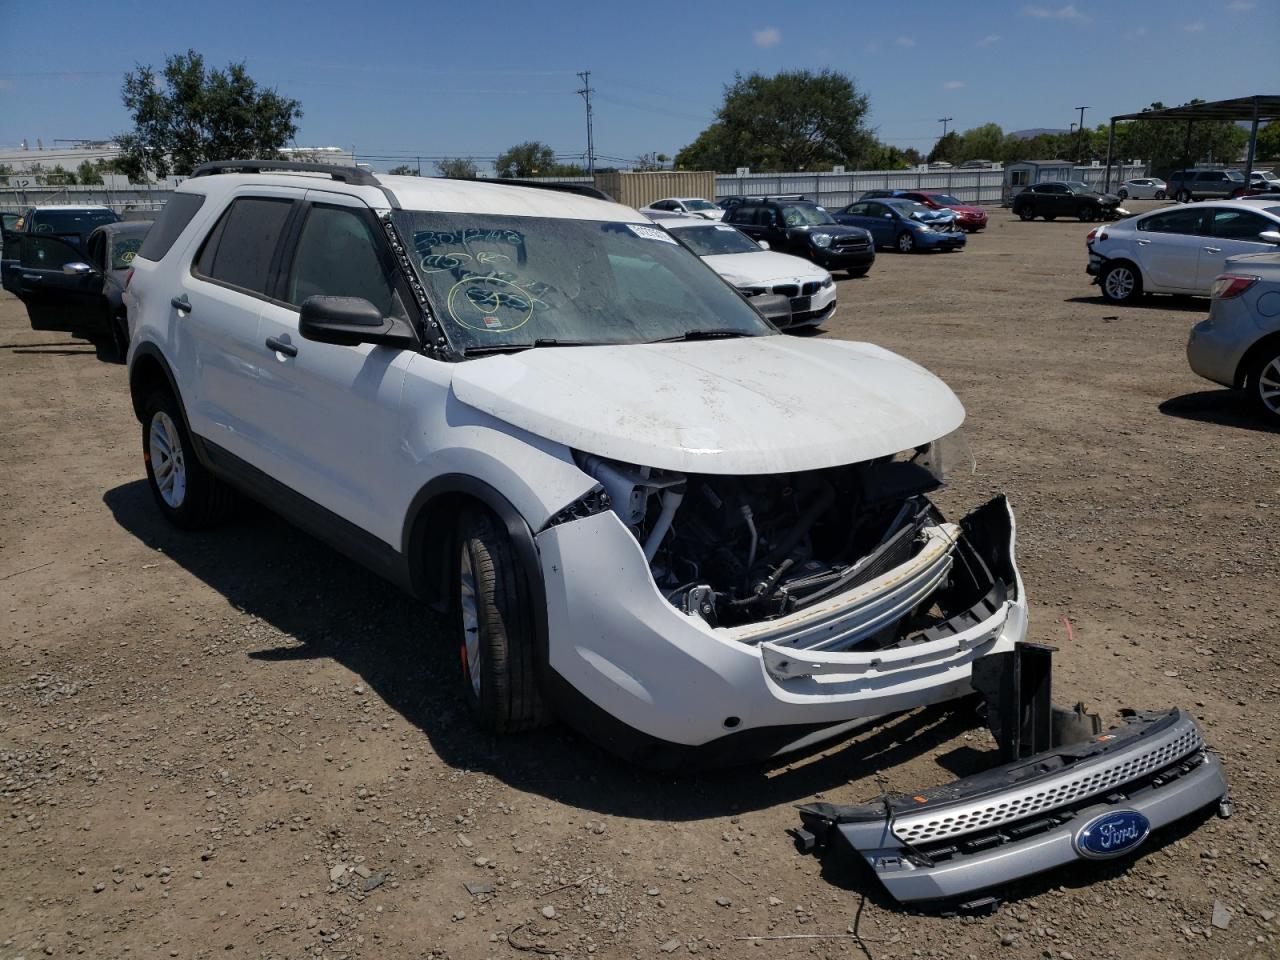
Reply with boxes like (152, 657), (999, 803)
(1103, 94), (1280, 191)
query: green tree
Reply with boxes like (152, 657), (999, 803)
(927, 131), (961, 164)
(956, 123), (1004, 162)
(675, 70), (874, 172)
(1112, 102), (1248, 176)
(434, 157), (478, 178)
(77, 160), (105, 185)
(496, 141), (556, 178)
(115, 49), (302, 180)
(1256, 121), (1280, 161)
(387, 164), (421, 176)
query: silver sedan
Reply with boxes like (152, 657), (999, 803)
(1187, 250), (1280, 422)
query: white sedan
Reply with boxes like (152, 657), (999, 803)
(1116, 177), (1166, 200)
(663, 217), (837, 328)
(1086, 199), (1280, 303)
(642, 197), (726, 220)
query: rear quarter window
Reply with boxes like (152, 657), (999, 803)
(137, 192), (206, 262)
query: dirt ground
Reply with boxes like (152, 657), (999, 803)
(1, 201), (1277, 960)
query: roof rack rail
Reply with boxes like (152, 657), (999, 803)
(190, 159), (381, 187)
(445, 176), (614, 202)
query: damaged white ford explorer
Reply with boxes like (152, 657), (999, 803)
(125, 162), (1022, 765)
(125, 162), (1230, 907)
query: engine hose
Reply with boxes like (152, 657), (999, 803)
(729, 557), (795, 608)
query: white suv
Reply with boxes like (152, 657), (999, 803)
(125, 160), (1027, 767)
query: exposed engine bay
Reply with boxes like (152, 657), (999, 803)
(578, 437), (1005, 648)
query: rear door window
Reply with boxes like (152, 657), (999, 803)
(137, 192), (205, 262)
(193, 197), (293, 296)
(1138, 208), (1209, 235)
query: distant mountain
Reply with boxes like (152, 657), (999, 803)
(1011, 128), (1071, 140)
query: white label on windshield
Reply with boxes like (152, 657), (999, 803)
(628, 223), (678, 244)
(714, 224), (736, 231)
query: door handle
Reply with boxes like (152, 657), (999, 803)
(1202, 246), (1221, 253)
(1135, 239), (1150, 245)
(170, 294), (192, 314)
(22, 274), (41, 281)
(265, 336), (297, 357)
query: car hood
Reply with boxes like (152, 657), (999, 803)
(788, 222), (867, 237)
(1083, 191), (1121, 203)
(945, 204), (986, 216)
(700, 250), (827, 287)
(449, 336), (964, 474)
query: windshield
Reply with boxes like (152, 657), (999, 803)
(925, 193), (962, 205)
(1225, 170), (1246, 182)
(393, 212), (774, 352)
(1064, 181), (1091, 193)
(111, 235), (144, 270)
(672, 223), (760, 256)
(777, 203), (834, 226)
(681, 199), (718, 211)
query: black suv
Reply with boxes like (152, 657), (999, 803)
(723, 199), (875, 276)
(1165, 168), (1247, 203)
(1011, 181), (1124, 223)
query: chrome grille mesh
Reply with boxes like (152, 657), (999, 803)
(892, 724), (1203, 846)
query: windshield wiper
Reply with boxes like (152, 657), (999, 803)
(650, 329), (755, 343)
(462, 338), (599, 357)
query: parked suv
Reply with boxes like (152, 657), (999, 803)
(1, 204), (119, 295)
(1165, 168), (1247, 203)
(125, 160), (1028, 767)
(1011, 181), (1125, 222)
(722, 198), (875, 275)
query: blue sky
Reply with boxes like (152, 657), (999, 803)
(0, 0), (1273, 171)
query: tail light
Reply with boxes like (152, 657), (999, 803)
(1086, 227), (1107, 243)
(1085, 228), (1098, 242)
(1229, 187), (1246, 199)
(1210, 274), (1259, 300)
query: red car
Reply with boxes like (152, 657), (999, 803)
(897, 191), (988, 232)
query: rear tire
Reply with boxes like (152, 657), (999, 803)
(1155, 190), (1167, 200)
(1043, 214), (1057, 221)
(1117, 189), (1128, 200)
(141, 388), (237, 529)
(1176, 189), (1192, 203)
(108, 313), (129, 364)
(1245, 347), (1280, 423)
(456, 507), (549, 733)
(1100, 261), (1142, 304)
(1017, 206), (1036, 222)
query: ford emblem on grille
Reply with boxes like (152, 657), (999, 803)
(1073, 809), (1151, 859)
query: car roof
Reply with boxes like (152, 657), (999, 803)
(29, 204), (115, 212)
(176, 171), (648, 223)
(1227, 196), (1280, 211)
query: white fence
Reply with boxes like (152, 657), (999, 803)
(0, 163), (1148, 216)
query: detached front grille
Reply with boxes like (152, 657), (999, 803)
(772, 283), (799, 297)
(801, 281), (821, 296)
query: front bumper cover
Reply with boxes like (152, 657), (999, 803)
(794, 706), (1229, 906)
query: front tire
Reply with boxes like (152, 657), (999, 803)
(141, 388), (236, 529)
(896, 231), (916, 253)
(1117, 189), (1128, 200)
(1155, 190), (1167, 200)
(1245, 347), (1280, 423)
(1176, 189), (1192, 203)
(1078, 203), (1099, 222)
(1100, 261), (1142, 304)
(847, 267), (869, 278)
(456, 508), (549, 733)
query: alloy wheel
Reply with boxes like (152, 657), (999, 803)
(897, 233), (914, 253)
(1258, 355), (1280, 418)
(1104, 266), (1136, 302)
(459, 544), (482, 697)
(148, 411), (187, 508)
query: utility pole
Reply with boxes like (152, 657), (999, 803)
(938, 117), (953, 138)
(577, 70), (595, 177)
(1075, 106), (1089, 162)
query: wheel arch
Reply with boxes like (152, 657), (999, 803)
(1102, 256), (1145, 290)
(128, 342), (184, 425)
(1235, 331), (1280, 390)
(402, 475), (546, 622)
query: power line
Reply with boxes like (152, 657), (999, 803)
(937, 117), (954, 138)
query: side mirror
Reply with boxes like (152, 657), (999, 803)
(62, 262), (95, 276)
(299, 295), (414, 347)
(756, 240), (770, 250)
(745, 292), (792, 326)
(1260, 231), (1280, 245)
